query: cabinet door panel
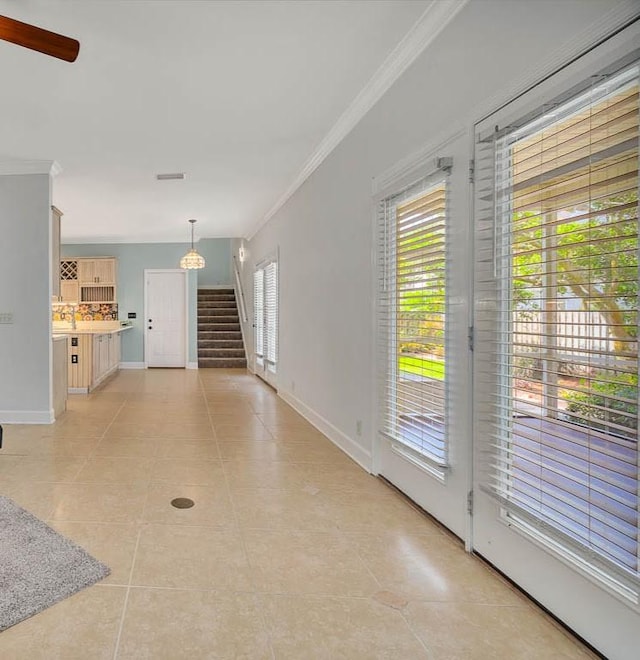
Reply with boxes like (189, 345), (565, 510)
(94, 259), (115, 283)
(78, 260), (96, 283)
(60, 280), (79, 303)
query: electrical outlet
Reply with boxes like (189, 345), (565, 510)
(71, 355), (78, 364)
(356, 420), (362, 436)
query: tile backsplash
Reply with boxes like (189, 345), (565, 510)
(52, 303), (119, 322)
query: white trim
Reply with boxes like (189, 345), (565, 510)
(69, 387), (89, 394)
(119, 361), (145, 369)
(247, 0), (469, 240)
(186, 361), (198, 370)
(505, 512), (640, 609)
(0, 409), (55, 424)
(197, 285), (233, 290)
(279, 389), (373, 472)
(0, 160), (61, 176)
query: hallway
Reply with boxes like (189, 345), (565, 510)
(0, 369), (595, 658)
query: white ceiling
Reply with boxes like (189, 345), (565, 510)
(0, 0), (432, 243)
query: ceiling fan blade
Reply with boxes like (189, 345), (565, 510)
(0, 15), (79, 62)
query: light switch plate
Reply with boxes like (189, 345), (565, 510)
(0, 312), (13, 324)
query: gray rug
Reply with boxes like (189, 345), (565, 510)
(0, 496), (110, 631)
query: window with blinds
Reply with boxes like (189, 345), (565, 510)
(476, 62), (639, 586)
(265, 261), (278, 369)
(378, 176), (449, 467)
(254, 259), (278, 372)
(254, 269), (264, 359)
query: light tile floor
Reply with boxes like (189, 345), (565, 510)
(0, 369), (597, 659)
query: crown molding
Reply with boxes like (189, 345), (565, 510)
(247, 0), (469, 240)
(0, 160), (62, 176)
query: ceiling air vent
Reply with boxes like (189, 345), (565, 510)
(156, 172), (185, 181)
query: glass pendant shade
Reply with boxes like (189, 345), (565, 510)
(180, 219), (205, 269)
(180, 249), (206, 269)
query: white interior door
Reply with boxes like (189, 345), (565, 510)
(145, 269), (187, 368)
(375, 132), (471, 540)
(472, 30), (639, 659)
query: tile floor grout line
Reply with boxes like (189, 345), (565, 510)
(397, 606), (433, 659)
(109, 393), (153, 660)
(199, 370), (277, 660)
(111, 524), (144, 660)
(100, 391), (147, 660)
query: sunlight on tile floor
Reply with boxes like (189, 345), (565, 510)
(0, 369), (596, 659)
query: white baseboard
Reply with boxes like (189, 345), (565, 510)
(198, 285), (234, 289)
(278, 390), (373, 472)
(0, 409), (55, 424)
(68, 387), (89, 395)
(120, 362), (145, 369)
(186, 361), (198, 370)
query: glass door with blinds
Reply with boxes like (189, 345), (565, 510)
(473, 36), (639, 657)
(376, 133), (471, 539)
(254, 257), (278, 388)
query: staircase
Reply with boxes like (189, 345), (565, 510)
(197, 289), (247, 368)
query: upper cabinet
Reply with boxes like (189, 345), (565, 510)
(59, 257), (117, 303)
(78, 258), (116, 285)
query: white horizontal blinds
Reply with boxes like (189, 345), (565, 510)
(265, 260), (278, 368)
(254, 269), (264, 359)
(378, 175), (449, 465)
(477, 63), (639, 584)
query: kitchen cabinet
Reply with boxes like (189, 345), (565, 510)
(92, 332), (120, 388)
(58, 257), (117, 303)
(79, 257), (116, 303)
(52, 335), (68, 418)
(59, 259), (79, 302)
(64, 328), (126, 393)
(78, 258), (116, 285)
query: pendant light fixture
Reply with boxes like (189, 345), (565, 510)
(179, 218), (205, 269)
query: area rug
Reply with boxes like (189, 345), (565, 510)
(0, 495), (110, 631)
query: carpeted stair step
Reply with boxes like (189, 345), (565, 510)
(198, 308), (239, 318)
(198, 316), (240, 330)
(198, 357), (247, 368)
(198, 322), (241, 332)
(198, 348), (246, 358)
(198, 296), (234, 301)
(198, 330), (242, 341)
(197, 288), (247, 368)
(198, 300), (237, 311)
(199, 339), (244, 349)
(198, 290), (234, 298)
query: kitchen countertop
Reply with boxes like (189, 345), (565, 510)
(52, 325), (133, 336)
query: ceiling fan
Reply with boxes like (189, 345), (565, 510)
(0, 14), (79, 62)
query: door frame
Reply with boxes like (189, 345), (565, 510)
(143, 269), (189, 369)
(471, 25), (640, 659)
(370, 128), (473, 542)
(253, 252), (279, 389)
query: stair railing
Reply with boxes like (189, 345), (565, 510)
(233, 256), (248, 324)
